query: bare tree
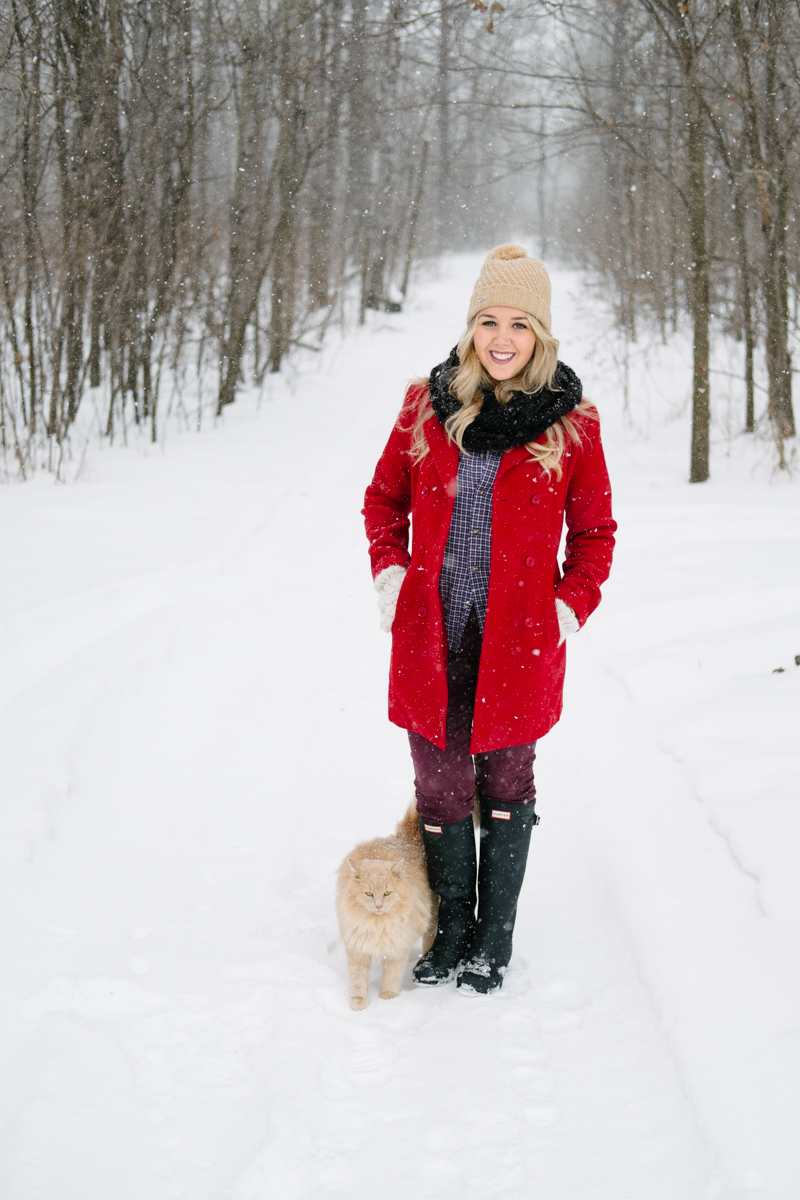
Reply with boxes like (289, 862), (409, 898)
(0, 0), (511, 476)
(474, 0), (799, 476)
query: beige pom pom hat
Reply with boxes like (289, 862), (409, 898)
(467, 244), (552, 333)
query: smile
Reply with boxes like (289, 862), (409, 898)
(489, 351), (515, 362)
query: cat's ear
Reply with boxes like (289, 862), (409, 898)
(391, 858), (405, 876)
(346, 858), (360, 879)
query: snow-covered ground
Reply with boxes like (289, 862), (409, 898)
(1, 255), (798, 1200)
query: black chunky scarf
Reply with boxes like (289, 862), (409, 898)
(428, 346), (582, 454)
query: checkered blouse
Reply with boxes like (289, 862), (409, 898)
(438, 449), (503, 651)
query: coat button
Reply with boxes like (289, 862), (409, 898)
(525, 556), (536, 567)
(420, 485), (429, 497)
(530, 495), (541, 505)
(418, 606), (428, 618)
(524, 617), (534, 629)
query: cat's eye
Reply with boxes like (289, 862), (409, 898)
(365, 891), (373, 897)
(384, 891), (391, 896)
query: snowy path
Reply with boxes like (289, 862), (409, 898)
(1, 257), (799, 1199)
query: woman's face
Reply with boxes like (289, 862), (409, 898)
(473, 307), (536, 381)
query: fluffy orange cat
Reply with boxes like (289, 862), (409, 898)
(336, 802), (436, 1010)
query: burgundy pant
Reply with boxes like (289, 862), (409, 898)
(409, 610), (537, 824)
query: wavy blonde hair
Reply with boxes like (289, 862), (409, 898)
(408, 313), (596, 479)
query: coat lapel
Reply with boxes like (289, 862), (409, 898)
(495, 443), (532, 481)
(424, 412), (459, 490)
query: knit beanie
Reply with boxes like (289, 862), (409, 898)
(467, 244), (552, 332)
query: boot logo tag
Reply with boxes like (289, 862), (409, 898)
(423, 824), (443, 833)
(491, 810), (511, 820)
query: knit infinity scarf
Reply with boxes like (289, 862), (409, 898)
(428, 346), (582, 454)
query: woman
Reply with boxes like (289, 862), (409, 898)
(363, 245), (616, 995)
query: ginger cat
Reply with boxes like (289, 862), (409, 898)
(336, 802), (436, 1010)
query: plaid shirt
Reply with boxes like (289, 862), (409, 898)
(439, 449), (503, 651)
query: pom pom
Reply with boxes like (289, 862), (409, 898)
(487, 243), (528, 261)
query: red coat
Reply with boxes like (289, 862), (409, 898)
(363, 384), (616, 753)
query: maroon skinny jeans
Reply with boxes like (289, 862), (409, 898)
(408, 610), (538, 825)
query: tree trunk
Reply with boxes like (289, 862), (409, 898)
(685, 69), (710, 483)
(760, 2), (795, 440)
(436, 0), (451, 246)
(268, 5), (302, 374)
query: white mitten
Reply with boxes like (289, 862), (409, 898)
(555, 597), (580, 645)
(374, 565), (407, 632)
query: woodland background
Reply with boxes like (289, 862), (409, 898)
(1, 0), (798, 482)
(2, 10), (799, 1192)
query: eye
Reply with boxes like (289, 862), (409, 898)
(481, 319), (496, 327)
(512, 322), (529, 329)
(365, 891), (373, 897)
(384, 891), (391, 897)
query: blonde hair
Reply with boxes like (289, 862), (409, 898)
(409, 314), (596, 479)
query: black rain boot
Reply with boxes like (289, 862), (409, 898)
(456, 798), (538, 995)
(413, 813), (477, 986)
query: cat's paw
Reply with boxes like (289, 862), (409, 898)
(350, 995), (369, 1011)
(379, 990), (399, 1000)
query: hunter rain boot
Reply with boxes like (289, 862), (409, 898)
(413, 813), (477, 986)
(457, 797), (538, 995)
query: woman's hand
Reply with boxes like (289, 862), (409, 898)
(555, 597), (580, 645)
(374, 565), (408, 632)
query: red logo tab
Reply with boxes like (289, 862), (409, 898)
(423, 824), (443, 834)
(491, 810), (511, 820)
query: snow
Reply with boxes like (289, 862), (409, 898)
(1, 255), (799, 1200)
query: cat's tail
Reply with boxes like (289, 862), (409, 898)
(395, 798), (424, 848)
(395, 793), (481, 844)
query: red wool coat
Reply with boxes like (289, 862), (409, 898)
(363, 384), (616, 753)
